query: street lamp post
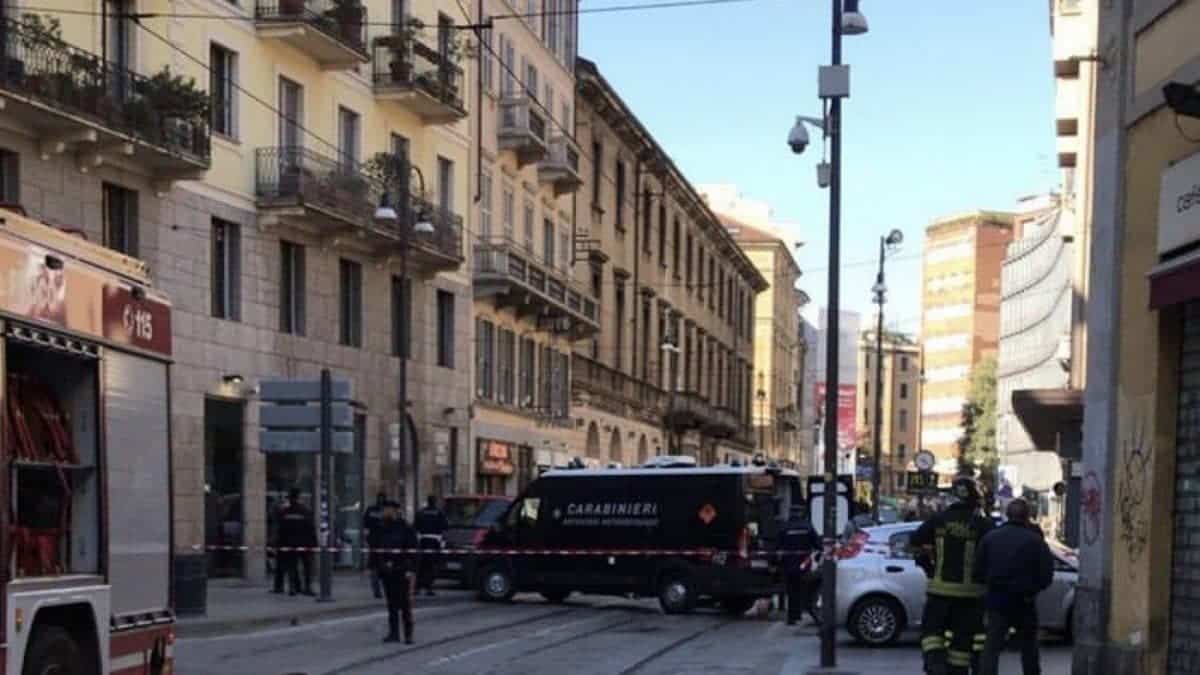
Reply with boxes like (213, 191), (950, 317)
(757, 371), (767, 453)
(786, 0), (869, 668)
(870, 229), (903, 525)
(661, 340), (682, 455)
(376, 165), (435, 519)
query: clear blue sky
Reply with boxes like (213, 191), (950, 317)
(580, 0), (1057, 335)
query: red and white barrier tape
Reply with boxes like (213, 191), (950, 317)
(191, 544), (849, 566)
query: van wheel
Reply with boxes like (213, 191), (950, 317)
(719, 597), (756, 616)
(848, 596), (904, 646)
(23, 625), (84, 675)
(479, 567), (516, 602)
(658, 574), (696, 615)
(541, 589), (572, 604)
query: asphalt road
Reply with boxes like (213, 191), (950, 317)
(176, 594), (1074, 675)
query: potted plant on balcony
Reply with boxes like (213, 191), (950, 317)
(377, 17), (423, 83)
(14, 14), (67, 93)
(326, 0), (365, 49)
(131, 67), (210, 147)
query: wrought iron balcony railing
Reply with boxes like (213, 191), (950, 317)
(372, 35), (465, 121)
(498, 97), (548, 166)
(0, 17), (211, 168)
(474, 237), (599, 337)
(572, 354), (665, 413)
(538, 135), (582, 195)
(255, 146), (463, 263)
(255, 0), (369, 66)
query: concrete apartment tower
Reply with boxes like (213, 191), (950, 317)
(919, 212), (1014, 474)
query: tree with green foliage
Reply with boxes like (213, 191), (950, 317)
(957, 356), (998, 487)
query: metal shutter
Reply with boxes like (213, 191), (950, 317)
(1171, 300), (1200, 673)
(105, 350), (171, 618)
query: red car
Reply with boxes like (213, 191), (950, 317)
(439, 495), (513, 586)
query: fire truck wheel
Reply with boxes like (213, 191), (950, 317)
(22, 625), (84, 675)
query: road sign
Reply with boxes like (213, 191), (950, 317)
(260, 402), (354, 429)
(914, 450), (936, 472)
(260, 430), (354, 454)
(260, 378), (352, 402)
(907, 470), (938, 493)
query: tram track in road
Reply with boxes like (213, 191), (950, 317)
(616, 618), (739, 675)
(321, 600), (615, 675)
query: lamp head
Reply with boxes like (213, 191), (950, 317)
(414, 218), (435, 234)
(374, 193), (399, 223)
(843, 0), (869, 36)
(885, 229), (904, 246)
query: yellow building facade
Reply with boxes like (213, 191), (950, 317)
(856, 331), (922, 498)
(919, 211), (1013, 468)
(0, 0), (475, 603)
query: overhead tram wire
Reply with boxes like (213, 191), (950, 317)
(4, 0), (758, 26)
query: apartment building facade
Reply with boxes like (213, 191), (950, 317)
(571, 58), (766, 468)
(721, 215), (804, 466)
(856, 331), (922, 498)
(467, 0), (588, 493)
(0, 0), (477, 605)
(919, 212), (1013, 470)
(697, 184), (807, 467)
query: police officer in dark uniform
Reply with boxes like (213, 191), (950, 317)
(274, 488), (317, 595)
(779, 504), (821, 625)
(414, 495), (448, 596)
(911, 476), (994, 675)
(376, 500), (419, 644)
(363, 492), (387, 599)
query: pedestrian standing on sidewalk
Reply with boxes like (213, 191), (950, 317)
(377, 500), (419, 644)
(911, 476), (994, 675)
(363, 492), (387, 599)
(974, 498), (1055, 675)
(414, 495), (448, 596)
(779, 503), (821, 626)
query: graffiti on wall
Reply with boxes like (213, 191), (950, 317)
(1082, 470), (1103, 547)
(1117, 415), (1153, 566)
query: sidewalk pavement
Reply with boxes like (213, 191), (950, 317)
(177, 571), (472, 638)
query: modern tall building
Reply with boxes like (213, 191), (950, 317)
(856, 330), (923, 498)
(698, 185), (806, 467)
(0, 0), (477, 604)
(570, 59), (767, 468)
(467, 0), (585, 493)
(996, 194), (1074, 528)
(919, 212), (1014, 470)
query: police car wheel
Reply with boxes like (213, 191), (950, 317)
(657, 574), (696, 615)
(848, 596), (903, 645)
(479, 567), (516, 602)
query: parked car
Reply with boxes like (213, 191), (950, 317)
(440, 495), (513, 586)
(836, 523), (1077, 646)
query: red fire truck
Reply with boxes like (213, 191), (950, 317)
(0, 210), (173, 674)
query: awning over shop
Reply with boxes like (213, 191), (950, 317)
(1149, 250), (1200, 309)
(1011, 388), (1084, 460)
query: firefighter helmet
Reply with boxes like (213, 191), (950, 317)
(951, 476), (981, 505)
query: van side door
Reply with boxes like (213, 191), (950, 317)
(508, 495), (546, 588)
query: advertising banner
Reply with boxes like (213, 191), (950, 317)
(814, 382), (859, 451)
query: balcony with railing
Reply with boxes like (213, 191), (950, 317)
(255, 146), (464, 271)
(498, 97), (548, 167)
(538, 135), (583, 196)
(572, 354), (665, 418)
(255, 0), (369, 69)
(703, 405), (741, 439)
(474, 237), (599, 339)
(0, 17), (211, 179)
(372, 35), (466, 123)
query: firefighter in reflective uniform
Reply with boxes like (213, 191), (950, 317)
(911, 477), (994, 675)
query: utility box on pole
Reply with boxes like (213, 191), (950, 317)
(259, 374), (354, 602)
